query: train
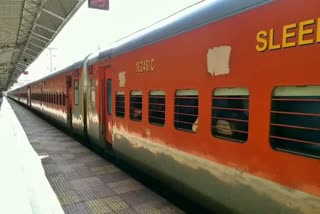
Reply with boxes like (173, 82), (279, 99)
(8, 0), (320, 213)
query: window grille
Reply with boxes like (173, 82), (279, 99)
(270, 86), (320, 159)
(174, 90), (198, 132)
(74, 80), (79, 105)
(115, 91), (125, 118)
(212, 88), (249, 143)
(149, 90), (165, 126)
(130, 91), (142, 121)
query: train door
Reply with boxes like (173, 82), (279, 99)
(100, 73), (106, 141)
(40, 84), (43, 111)
(66, 75), (72, 129)
(27, 86), (31, 106)
(105, 68), (112, 143)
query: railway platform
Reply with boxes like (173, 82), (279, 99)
(4, 98), (183, 214)
(0, 97), (63, 214)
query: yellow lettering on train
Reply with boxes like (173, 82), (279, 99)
(282, 23), (296, 48)
(151, 58), (155, 71)
(256, 17), (320, 52)
(317, 18), (320, 43)
(256, 30), (268, 52)
(269, 29), (281, 50)
(136, 58), (156, 73)
(298, 19), (315, 46)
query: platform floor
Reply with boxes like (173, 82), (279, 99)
(8, 99), (183, 214)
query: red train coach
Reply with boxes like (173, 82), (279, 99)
(9, 0), (320, 212)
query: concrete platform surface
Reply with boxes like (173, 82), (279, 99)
(8, 98), (183, 214)
(0, 97), (64, 214)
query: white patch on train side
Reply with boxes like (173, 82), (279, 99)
(118, 72), (126, 87)
(113, 127), (320, 213)
(207, 46), (231, 76)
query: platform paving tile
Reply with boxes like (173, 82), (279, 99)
(43, 163), (61, 175)
(85, 196), (129, 214)
(108, 179), (145, 194)
(98, 171), (130, 183)
(78, 188), (116, 201)
(63, 202), (90, 214)
(41, 156), (56, 165)
(51, 180), (75, 194)
(58, 163), (85, 172)
(119, 189), (162, 207)
(133, 200), (176, 214)
(63, 168), (96, 180)
(47, 172), (69, 184)
(114, 208), (138, 214)
(9, 100), (183, 214)
(57, 189), (83, 206)
(85, 159), (112, 168)
(70, 177), (106, 192)
(90, 165), (122, 176)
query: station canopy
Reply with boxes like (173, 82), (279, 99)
(0, 0), (85, 91)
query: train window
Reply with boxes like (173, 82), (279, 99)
(174, 90), (198, 132)
(74, 80), (79, 105)
(88, 66), (93, 75)
(63, 93), (66, 106)
(107, 79), (112, 115)
(149, 90), (165, 126)
(130, 91), (142, 121)
(270, 86), (320, 159)
(90, 79), (96, 110)
(116, 91), (125, 118)
(212, 88), (249, 143)
(59, 93), (62, 105)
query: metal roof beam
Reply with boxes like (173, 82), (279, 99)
(28, 41), (45, 49)
(30, 35), (47, 44)
(24, 8), (38, 17)
(21, 52), (37, 58)
(31, 32), (51, 41)
(42, 8), (66, 21)
(35, 23), (56, 33)
(25, 47), (39, 54)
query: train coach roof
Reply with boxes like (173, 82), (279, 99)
(10, 59), (84, 91)
(34, 60), (84, 84)
(10, 0), (270, 92)
(99, 0), (270, 60)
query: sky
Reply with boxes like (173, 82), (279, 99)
(17, 0), (206, 86)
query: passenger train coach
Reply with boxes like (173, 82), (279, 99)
(8, 0), (320, 213)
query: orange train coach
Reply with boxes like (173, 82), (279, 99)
(8, 0), (320, 213)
